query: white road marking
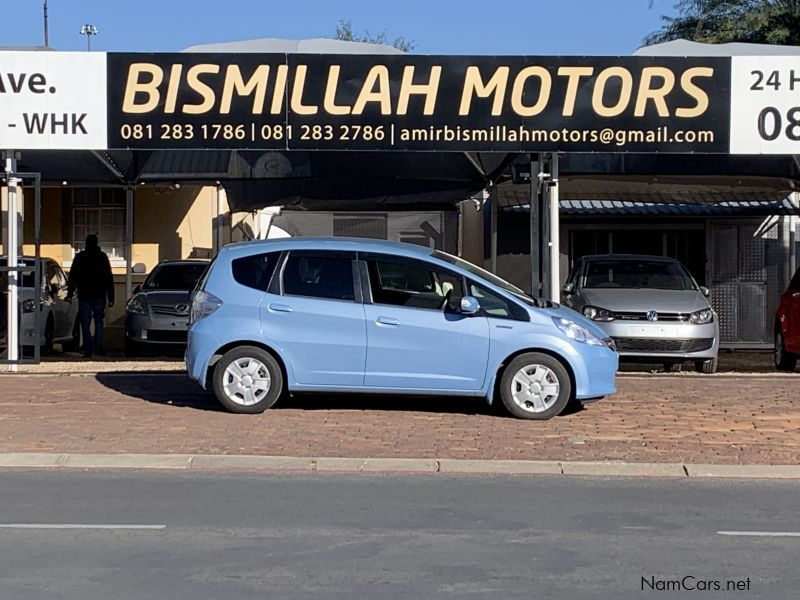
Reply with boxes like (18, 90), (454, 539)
(718, 531), (800, 537)
(0, 523), (165, 530)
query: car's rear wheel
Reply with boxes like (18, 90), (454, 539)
(774, 330), (798, 372)
(695, 357), (718, 374)
(499, 352), (572, 420)
(664, 362), (682, 373)
(213, 346), (283, 414)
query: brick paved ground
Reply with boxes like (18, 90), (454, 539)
(0, 373), (797, 464)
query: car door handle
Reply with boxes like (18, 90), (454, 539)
(268, 303), (293, 313)
(375, 316), (400, 327)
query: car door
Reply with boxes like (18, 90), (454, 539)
(561, 258), (583, 309)
(261, 250), (366, 387)
(43, 261), (65, 337)
(786, 267), (800, 352)
(51, 262), (74, 338)
(361, 254), (490, 391)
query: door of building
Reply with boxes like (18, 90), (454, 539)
(708, 221), (770, 347)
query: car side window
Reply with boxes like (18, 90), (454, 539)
(282, 252), (355, 301)
(44, 261), (60, 291)
(467, 281), (529, 321)
(232, 252), (280, 292)
(54, 264), (68, 288)
(367, 257), (463, 311)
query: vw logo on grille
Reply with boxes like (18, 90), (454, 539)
(175, 304), (189, 314)
(646, 310), (659, 322)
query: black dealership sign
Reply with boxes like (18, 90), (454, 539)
(106, 53), (731, 152)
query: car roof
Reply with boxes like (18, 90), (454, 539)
(580, 254), (680, 263)
(222, 237), (436, 259)
(153, 259), (209, 266)
(0, 256), (56, 264)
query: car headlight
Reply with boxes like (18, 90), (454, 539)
(688, 308), (714, 324)
(582, 305), (616, 322)
(126, 297), (147, 316)
(553, 317), (606, 346)
(22, 299), (37, 313)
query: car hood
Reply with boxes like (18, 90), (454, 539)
(581, 288), (708, 313)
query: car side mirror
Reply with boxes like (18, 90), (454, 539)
(460, 296), (480, 315)
(699, 286), (710, 298)
(562, 282), (575, 295)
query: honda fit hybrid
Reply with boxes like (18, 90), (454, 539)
(185, 238), (618, 420)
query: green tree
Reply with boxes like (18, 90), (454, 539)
(335, 19), (416, 52)
(645, 0), (800, 46)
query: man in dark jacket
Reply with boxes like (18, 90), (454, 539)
(67, 235), (115, 358)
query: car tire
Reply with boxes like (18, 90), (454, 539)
(213, 346), (284, 414)
(774, 330), (798, 372)
(695, 358), (718, 374)
(499, 352), (572, 420)
(124, 338), (142, 358)
(664, 362), (682, 373)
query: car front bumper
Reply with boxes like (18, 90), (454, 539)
(596, 320), (719, 360)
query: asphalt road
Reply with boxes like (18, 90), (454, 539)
(0, 471), (798, 599)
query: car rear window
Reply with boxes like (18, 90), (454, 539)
(231, 252), (280, 292)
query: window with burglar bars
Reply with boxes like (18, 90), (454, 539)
(71, 188), (126, 260)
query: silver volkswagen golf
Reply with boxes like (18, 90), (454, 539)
(562, 254), (719, 373)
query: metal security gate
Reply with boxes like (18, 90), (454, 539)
(708, 221), (770, 347)
(1, 168), (42, 367)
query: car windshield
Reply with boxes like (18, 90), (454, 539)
(142, 263), (207, 291)
(583, 259), (697, 291)
(432, 250), (545, 307)
(0, 258), (39, 288)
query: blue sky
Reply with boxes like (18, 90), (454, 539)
(2, 0), (675, 54)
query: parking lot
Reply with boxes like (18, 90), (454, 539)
(0, 364), (797, 465)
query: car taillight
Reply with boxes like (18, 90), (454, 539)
(190, 290), (223, 324)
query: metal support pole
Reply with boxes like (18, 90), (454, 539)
(4, 153), (19, 371)
(124, 187), (134, 301)
(529, 155), (540, 296)
(490, 187), (498, 273)
(548, 153), (560, 303)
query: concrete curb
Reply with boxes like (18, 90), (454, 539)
(0, 453), (798, 479)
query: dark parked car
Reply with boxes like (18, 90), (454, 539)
(775, 266), (800, 372)
(124, 260), (208, 356)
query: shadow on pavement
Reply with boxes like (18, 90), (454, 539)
(95, 373), (223, 413)
(94, 372), (509, 417)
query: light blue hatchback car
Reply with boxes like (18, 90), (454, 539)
(186, 237), (618, 419)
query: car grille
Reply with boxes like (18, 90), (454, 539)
(145, 330), (187, 343)
(615, 311), (689, 322)
(612, 337), (714, 353)
(151, 305), (190, 317)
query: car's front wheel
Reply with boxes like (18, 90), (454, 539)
(213, 346), (284, 414)
(774, 330), (798, 372)
(695, 357), (718, 374)
(499, 352), (572, 420)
